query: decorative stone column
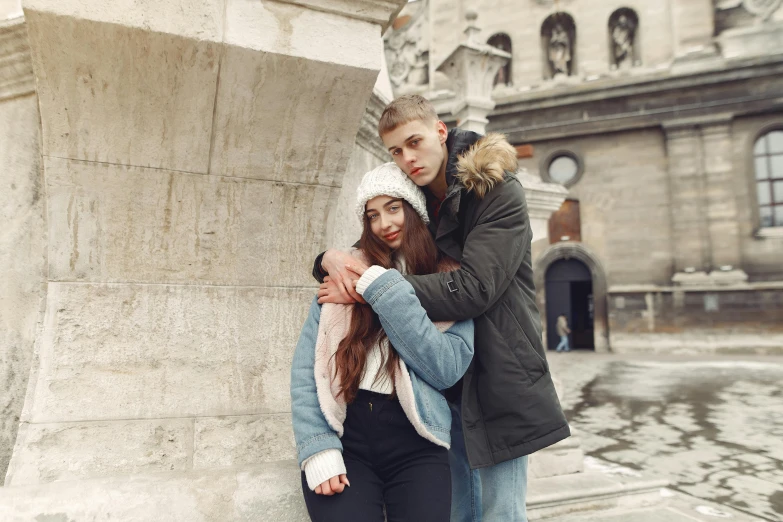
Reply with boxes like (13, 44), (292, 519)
(665, 117), (748, 286)
(664, 121), (712, 280)
(2, 0), (405, 517)
(701, 117), (747, 283)
(435, 11), (510, 134)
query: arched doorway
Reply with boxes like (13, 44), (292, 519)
(534, 242), (610, 352)
(545, 259), (594, 350)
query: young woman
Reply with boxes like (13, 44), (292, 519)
(290, 163), (475, 522)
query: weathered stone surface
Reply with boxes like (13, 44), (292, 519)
(7, 419), (193, 486)
(209, 45), (376, 186)
(193, 414), (296, 469)
(208, 0), (381, 185)
(22, 283), (313, 424)
(24, 8), (221, 172)
(0, 461), (309, 521)
(45, 157), (333, 286)
(0, 92), (44, 479)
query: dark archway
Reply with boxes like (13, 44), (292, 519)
(535, 242), (610, 352)
(545, 259), (594, 351)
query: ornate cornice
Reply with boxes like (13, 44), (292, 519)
(278, 0), (406, 32)
(0, 17), (35, 102)
(355, 89), (390, 161)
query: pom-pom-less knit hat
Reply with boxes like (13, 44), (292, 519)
(355, 162), (430, 225)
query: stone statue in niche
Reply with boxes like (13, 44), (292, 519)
(548, 23), (572, 77)
(384, 0), (430, 91)
(610, 12), (637, 69)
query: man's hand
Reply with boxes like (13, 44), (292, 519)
(314, 474), (350, 496)
(317, 249), (368, 304)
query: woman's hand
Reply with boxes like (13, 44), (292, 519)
(314, 474), (350, 496)
(318, 276), (366, 304)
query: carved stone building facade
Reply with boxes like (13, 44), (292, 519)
(386, 0), (783, 353)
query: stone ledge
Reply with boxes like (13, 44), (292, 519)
(0, 460), (310, 522)
(528, 471), (669, 520)
(277, 0), (405, 32)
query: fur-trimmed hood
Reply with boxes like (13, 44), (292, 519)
(455, 133), (518, 199)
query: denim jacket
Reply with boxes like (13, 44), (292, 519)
(290, 269), (474, 469)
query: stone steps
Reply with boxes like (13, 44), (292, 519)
(0, 460), (675, 521)
(0, 461), (310, 522)
(528, 470), (668, 519)
(540, 495), (764, 522)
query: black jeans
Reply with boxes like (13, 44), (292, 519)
(302, 390), (451, 522)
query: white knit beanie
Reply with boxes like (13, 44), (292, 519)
(355, 162), (430, 225)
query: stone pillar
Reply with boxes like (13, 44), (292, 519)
(701, 118), (743, 272)
(518, 171), (568, 243)
(435, 11), (509, 134)
(664, 122), (711, 278)
(670, 0), (716, 57)
(5, 0), (405, 515)
(665, 117), (749, 286)
(0, 15), (43, 480)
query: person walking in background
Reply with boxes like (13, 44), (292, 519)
(555, 314), (571, 352)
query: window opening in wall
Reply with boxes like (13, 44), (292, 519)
(542, 150), (584, 187)
(549, 155), (578, 184)
(487, 33), (512, 87)
(754, 129), (783, 228)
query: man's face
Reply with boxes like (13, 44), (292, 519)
(381, 119), (448, 188)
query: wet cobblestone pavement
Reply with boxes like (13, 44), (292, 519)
(548, 352), (783, 522)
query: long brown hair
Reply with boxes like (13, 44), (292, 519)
(334, 200), (439, 404)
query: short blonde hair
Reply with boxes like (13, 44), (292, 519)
(378, 94), (439, 137)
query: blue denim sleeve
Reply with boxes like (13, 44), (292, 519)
(362, 270), (475, 391)
(290, 296), (343, 467)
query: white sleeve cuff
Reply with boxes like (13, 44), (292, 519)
(302, 449), (346, 491)
(356, 265), (388, 296)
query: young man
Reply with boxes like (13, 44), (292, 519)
(313, 95), (569, 521)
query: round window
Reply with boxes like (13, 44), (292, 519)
(548, 155), (579, 185)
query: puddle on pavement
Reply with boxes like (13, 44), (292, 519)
(566, 360), (783, 522)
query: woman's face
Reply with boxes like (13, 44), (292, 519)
(365, 195), (405, 249)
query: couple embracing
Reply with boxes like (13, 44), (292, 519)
(290, 95), (569, 521)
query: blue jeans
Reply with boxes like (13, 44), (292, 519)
(449, 402), (529, 522)
(555, 335), (570, 352)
